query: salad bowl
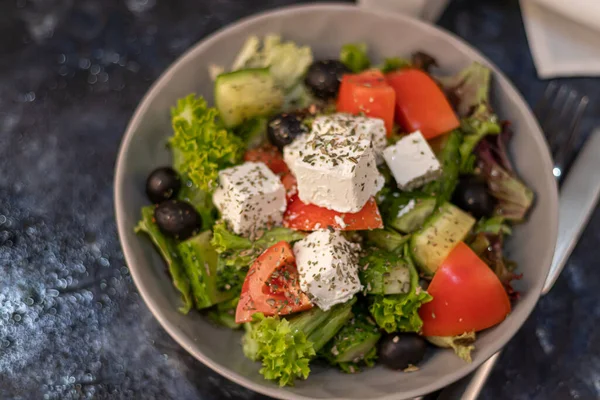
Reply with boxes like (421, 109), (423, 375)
(114, 4), (558, 399)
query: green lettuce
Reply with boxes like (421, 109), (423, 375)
(378, 57), (412, 73)
(169, 95), (244, 193)
(211, 222), (305, 294)
(321, 304), (381, 373)
(427, 332), (476, 362)
(242, 299), (355, 386)
(368, 246), (432, 333)
(207, 296), (241, 330)
(423, 130), (462, 205)
(135, 206), (193, 314)
(231, 34), (313, 91)
(340, 43), (371, 73)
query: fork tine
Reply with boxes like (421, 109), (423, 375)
(552, 95), (589, 179)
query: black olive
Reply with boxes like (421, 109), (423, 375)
(452, 175), (496, 219)
(304, 60), (351, 100)
(154, 200), (201, 240)
(411, 51), (438, 73)
(378, 333), (427, 370)
(267, 112), (308, 150)
(146, 167), (181, 204)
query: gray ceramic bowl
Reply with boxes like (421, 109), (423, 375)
(115, 4), (558, 399)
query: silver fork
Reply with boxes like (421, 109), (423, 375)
(535, 82), (589, 182)
(432, 84), (596, 400)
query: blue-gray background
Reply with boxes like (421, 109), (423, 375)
(1, 0), (599, 399)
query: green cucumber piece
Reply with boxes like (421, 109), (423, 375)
(215, 68), (283, 127)
(359, 251), (412, 295)
(177, 231), (237, 309)
(411, 202), (476, 275)
(388, 197), (437, 233)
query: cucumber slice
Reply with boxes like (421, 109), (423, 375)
(360, 251), (411, 295)
(388, 197), (437, 233)
(411, 202), (476, 275)
(215, 68), (283, 127)
(177, 231), (236, 309)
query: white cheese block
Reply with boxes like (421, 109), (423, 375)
(290, 132), (384, 213)
(383, 130), (442, 191)
(312, 113), (388, 164)
(213, 162), (286, 238)
(294, 230), (362, 311)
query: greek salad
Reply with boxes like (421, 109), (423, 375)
(135, 35), (534, 386)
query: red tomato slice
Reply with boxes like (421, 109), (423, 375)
(283, 195), (383, 231)
(337, 69), (396, 135)
(386, 69), (459, 139)
(419, 242), (511, 337)
(235, 241), (312, 323)
(280, 172), (298, 198)
(244, 145), (290, 175)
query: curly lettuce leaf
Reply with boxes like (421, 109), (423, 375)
(169, 95), (244, 193)
(427, 332), (476, 362)
(232, 34), (313, 91)
(340, 43), (371, 73)
(135, 206), (193, 314)
(369, 246), (432, 333)
(243, 300), (355, 386)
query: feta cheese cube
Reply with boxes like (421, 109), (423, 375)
(294, 230), (362, 311)
(282, 133), (308, 177)
(383, 131), (442, 190)
(292, 132), (384, 213)
(212, 162), (286, 238)
(312, 113), (388, 163)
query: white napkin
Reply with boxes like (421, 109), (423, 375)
(521, 0), (600, 78)
(357, 0), (450, 23)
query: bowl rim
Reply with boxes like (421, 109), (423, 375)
(114, 3), (559, 399)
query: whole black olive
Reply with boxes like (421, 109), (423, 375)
(378, 333), (427, 370)
(267, 112), (308, 150)
(146, 167), (181, 204)
(304, 60), (351, 100)
(452, 175), (496, 219)
(154, 200), (201, 240)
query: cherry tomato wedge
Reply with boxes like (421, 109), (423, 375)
(419, 242), (511, 337)
(235, 241), (312, 323)
(337, 69), (396, 135)
(385, 69), (459, 139)
(244, 145), (290, 175)
(283, 195), (383, 231)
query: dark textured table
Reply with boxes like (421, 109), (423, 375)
(1, 0), (599, 399)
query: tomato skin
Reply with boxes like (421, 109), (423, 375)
(336, 70), (396, 135)
(419, 242), (511, 337)
(244, 145), (290, 175)
(235, 241), (312, 323)
(385, 69), (459, 139)
(283, 195), (383, 231)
